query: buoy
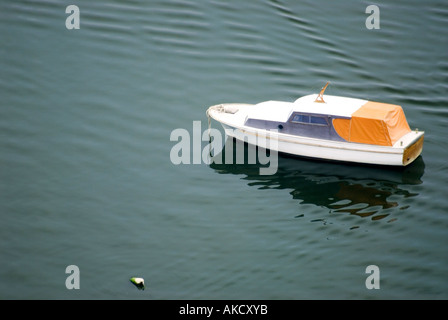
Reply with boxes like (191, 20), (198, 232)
(130, 277), (145, 290)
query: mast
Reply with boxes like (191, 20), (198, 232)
(314, 82), (330, 103)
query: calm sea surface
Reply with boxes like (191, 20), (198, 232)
(1, 0), (447, 299)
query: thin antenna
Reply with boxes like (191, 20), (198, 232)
(314, 82), (330, 103)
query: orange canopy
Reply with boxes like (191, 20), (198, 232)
(333, 101), (411, 146)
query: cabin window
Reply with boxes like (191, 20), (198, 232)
(292, 114), (310, 123)
(291, 114), (328, 126)
(310, 116), (328, 125)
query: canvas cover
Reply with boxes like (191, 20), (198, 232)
(333, 101), (411, 146)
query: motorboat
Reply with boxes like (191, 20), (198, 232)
(206, 83), (424, 166)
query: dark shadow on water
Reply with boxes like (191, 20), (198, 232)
(209, 138), (425, 224)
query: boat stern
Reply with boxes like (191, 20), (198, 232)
(397, 130), (424, 166)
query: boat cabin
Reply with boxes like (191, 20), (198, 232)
(244, 94), (412, 147)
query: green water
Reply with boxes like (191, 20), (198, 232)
(0, 0), (447, 299)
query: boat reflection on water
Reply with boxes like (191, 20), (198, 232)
(209, 138), (425, 225)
